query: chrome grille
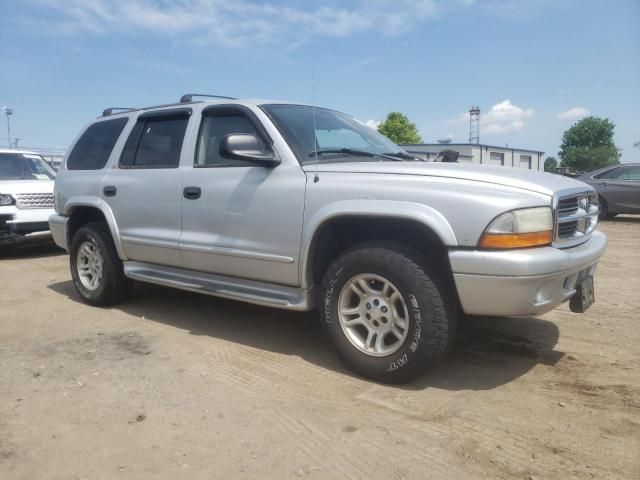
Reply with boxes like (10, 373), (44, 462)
(557, 220), (578, 238)
(557, 196), (579, 216)
(15, 192), (54, 209)
(554, 190), (599, 248)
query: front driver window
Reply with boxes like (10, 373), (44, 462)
(600, 166), (640, 181)
(195, 113), (260, 167)
(622, 166), (640, 180)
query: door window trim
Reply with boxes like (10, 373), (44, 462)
(194, 105), (273, 169)
(118, 108), (192, 170)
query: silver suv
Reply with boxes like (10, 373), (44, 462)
(49, 94), (607, 382)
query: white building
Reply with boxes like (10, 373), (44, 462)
(399, 143), (545, 171)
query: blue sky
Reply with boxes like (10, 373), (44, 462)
(1, 0), (639, 162)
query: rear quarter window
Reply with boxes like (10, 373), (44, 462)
(67, 118), (128, 170)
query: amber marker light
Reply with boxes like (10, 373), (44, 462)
(479, 207), (553, 249)
(479, 230), (553, 249)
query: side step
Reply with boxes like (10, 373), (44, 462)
(123, 261), (314, 311)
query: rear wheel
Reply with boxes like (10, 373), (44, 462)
(69, 222), (130, 306)
(319, 242), (455, 383)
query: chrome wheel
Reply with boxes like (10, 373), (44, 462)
(338, 273), (410, 357)
(76, 241), (103, 291)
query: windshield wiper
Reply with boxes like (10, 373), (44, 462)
(382, 151), (425, 161)
(308, 148), (403, 161)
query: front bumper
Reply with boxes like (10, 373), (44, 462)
(0, 206), (55, 246)
(449, 230), (607, 317)
(49, 214), (69, 251)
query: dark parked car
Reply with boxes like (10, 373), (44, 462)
(579, 164), (640, 219)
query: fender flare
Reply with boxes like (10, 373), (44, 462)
(299, 199), (458, 289)
(63, 196), (127, 260)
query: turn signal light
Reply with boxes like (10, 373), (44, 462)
(479, 230), (553, 249)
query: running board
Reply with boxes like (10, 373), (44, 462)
(123, 261), (315, 311)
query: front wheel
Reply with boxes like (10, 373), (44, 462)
(319, 242), (455, 383)
(598, 197), (617, 220)
(69, 222), (130, 306)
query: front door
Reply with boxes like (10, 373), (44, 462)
(179, 106), (306, 286)
(102, 109), (191, 267)
(597, 165), (640, 214)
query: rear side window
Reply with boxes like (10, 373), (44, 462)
(67, 118), (128, 170)
(120, 113), (189, 169)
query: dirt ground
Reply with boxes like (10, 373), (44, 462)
(1, 218), (638, 480)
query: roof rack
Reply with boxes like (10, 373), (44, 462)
(179, 93), (237, 103)
(102, 107), (137, 117)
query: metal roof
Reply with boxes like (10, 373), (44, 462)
(400, 143), (545, 154)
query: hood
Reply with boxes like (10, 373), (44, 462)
(303, 162), (590, 196)
(0, 179), (55, 195)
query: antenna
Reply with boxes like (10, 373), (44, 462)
(310, 26), (319, 183)
(469, 106), (480, 144)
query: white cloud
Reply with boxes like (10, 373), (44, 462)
(34, 0), (439, 47)
(354, 58), (376, 67)
(557, 107), (590, 120)
(448, 100), (533, 134)
(364, 119), (381, 130)
(482, 99), (533, 133)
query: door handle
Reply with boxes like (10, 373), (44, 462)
(183, 186), (202, 200)
(103, 186), (117, 197)
(597, 182), (608, 187)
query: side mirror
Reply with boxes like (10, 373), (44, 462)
(220, 134), (280, 166)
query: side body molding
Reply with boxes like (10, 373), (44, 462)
(63, 196), (127, 260)
(299, 199), (458, 289)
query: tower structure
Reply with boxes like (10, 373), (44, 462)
(469, 106), (480, 144)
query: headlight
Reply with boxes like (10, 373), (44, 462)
(479, 207), (553, 249)
(0, 194), (15, 206)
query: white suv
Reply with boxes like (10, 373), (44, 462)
(0, 149), (56, 249)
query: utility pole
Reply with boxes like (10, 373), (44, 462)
(2, 106), (13, 148)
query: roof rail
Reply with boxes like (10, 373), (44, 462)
(179, 93), (237, 103)
(102, 107), (136, 116)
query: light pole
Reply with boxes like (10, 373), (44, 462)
(2, 106), (13, 149)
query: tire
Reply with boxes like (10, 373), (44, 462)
(69, 222), (130, 306)
(319, 242), (455, 383)
(598, 197), (616, 220)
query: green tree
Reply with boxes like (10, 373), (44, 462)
(544, 156), (558, 173)
(377, 112), (422, 144)
(558, 116), (620, 172)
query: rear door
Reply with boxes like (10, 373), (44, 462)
(179, 105), (306, 286)
(101, 108), (192, 267)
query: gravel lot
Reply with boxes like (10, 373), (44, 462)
(1, 218), (639, 480)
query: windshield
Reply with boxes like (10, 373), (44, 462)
(261, 104), (413, 164)
(0, 153), (56, 180)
